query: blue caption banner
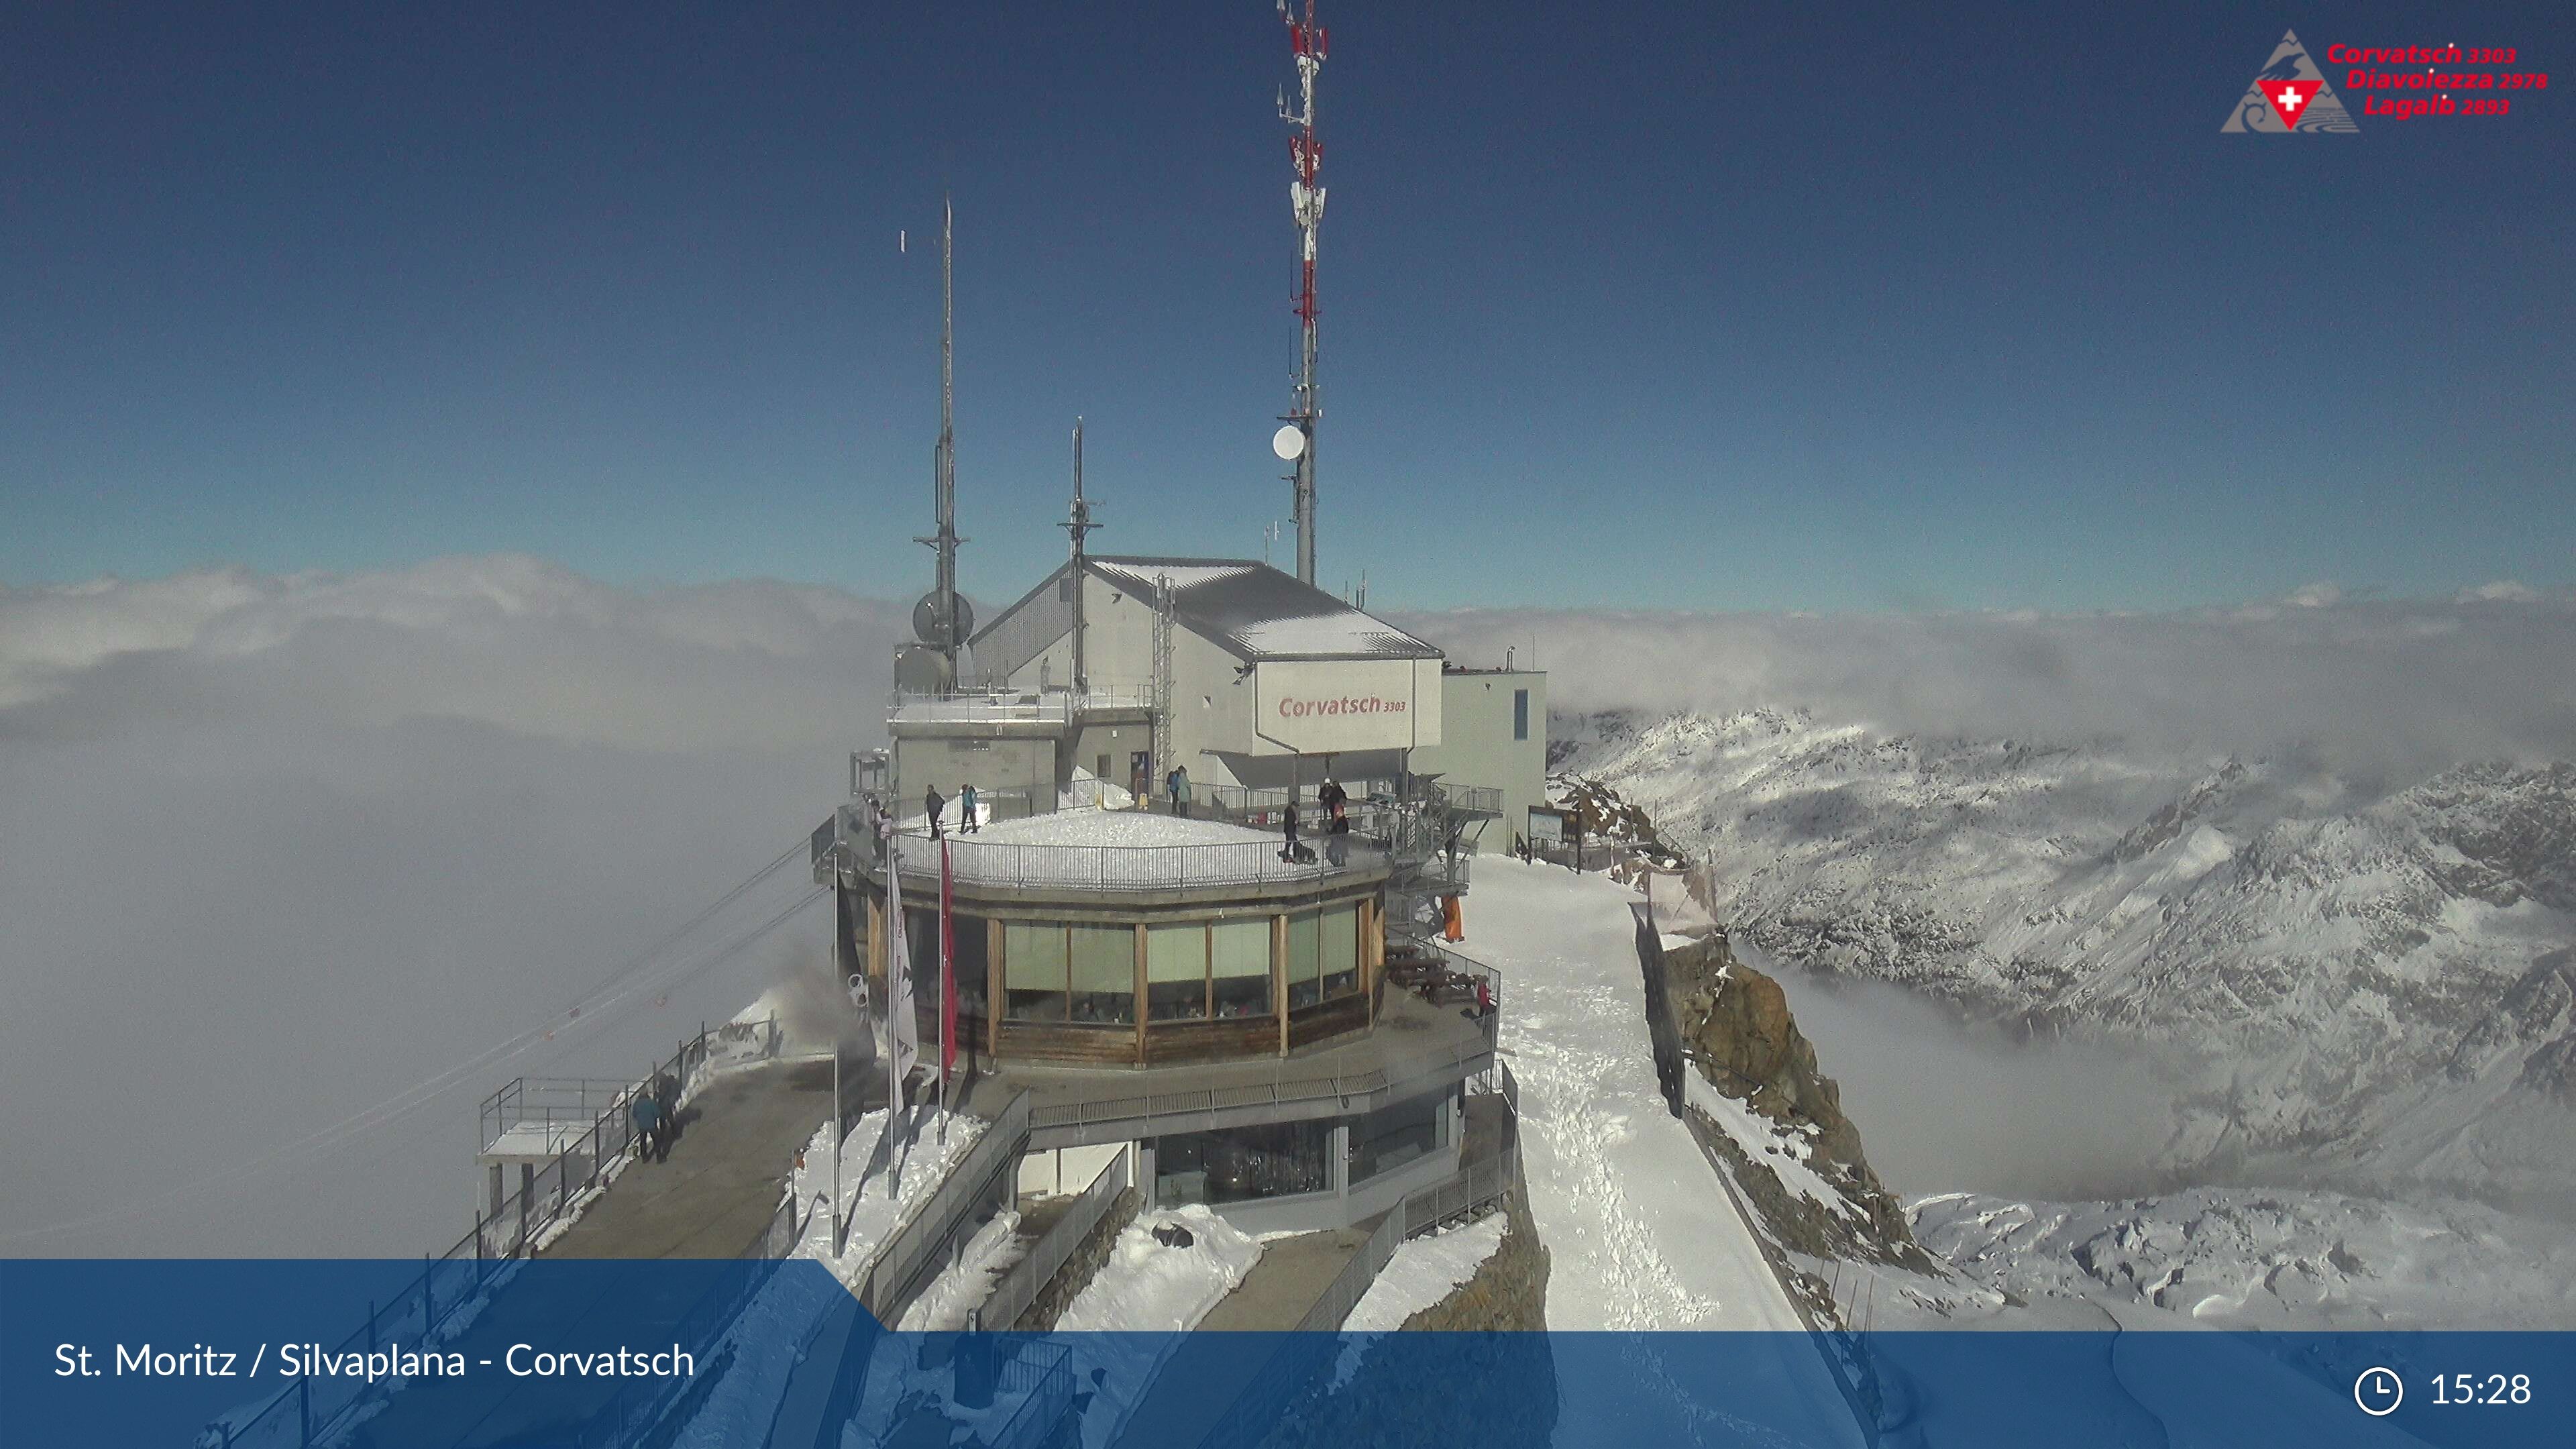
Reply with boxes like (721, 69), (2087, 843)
(5, 1260), (2569, 1447)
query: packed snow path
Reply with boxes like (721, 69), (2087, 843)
(1473, 859), (1805, 1331)
(1470, 859), (1865, 1448)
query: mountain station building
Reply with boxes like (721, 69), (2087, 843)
(810, 552), (1538, 1236)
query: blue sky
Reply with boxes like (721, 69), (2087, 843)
(5, 1), (2570, 612)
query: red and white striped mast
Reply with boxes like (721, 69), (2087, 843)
(1277, 0), (1327, 586)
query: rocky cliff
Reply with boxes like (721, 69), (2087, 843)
(1662, 931), (1942, 1281)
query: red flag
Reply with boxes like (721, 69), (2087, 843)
(939, 838), (958, 1086)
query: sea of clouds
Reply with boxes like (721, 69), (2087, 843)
(4, 557), (2569, 1254)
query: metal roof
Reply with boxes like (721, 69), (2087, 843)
(1084, 556), (1442, 661)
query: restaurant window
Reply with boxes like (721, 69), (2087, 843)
(1004, 922), (1067, 1021)
(951, 912), (989, 1022)
(904, 908), (941, 1005)
(1146, 922), (1209, 1021)
(1211, 917), (1272, 1018)
(1320, 902), (1359, 1000)
(1070, 923), (1135, 1025)
(1154, 1120), (1334, 1206)
(1285, 908), (1322, 1010)
(1351, 1089), (1450, 1184)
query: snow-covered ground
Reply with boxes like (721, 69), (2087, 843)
(887, 806), (1369, 887)
(1468, 858), (1867, 1448)
(1052, 1206), (1267, 1449)
(1055, 1205), (1263, 1332)
(897, 1209), (1024, 1332)
(1472, 858), (1806, 1332)
(1342, 1216), (1505, 1332)
(788, 1104), (985, 1289)
(1909, 1186), (2576, 1331)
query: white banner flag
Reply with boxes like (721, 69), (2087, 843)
(885, 851), (918, 1102)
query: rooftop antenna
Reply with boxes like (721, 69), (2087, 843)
(1262, 519), (1281, 566)
(1060, 418), (1099, 694)
(1275, 0), (1328, 586)
(910, 197), (969, 680)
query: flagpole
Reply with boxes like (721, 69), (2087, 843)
(939, 837), (960, 1142)
(885, 823), (918, 1189)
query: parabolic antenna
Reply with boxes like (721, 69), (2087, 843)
(911, 591), (975, 647)
(1271, 425), (1306, 461)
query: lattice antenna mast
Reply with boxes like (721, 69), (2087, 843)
(912, 197), (967, 675)
(1277, 0), (1327, 585)
(1150, 574), (1177, 788)
(1059, 419), (1099, 694)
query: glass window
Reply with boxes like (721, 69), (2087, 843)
(1514, 688), (1529, 741)
(1146, 922), (1208, 1021)
(951, 912), (989, 1022)
(1154, 1120), (1333, 1206)
(1351, 1089), (1450, 1184)
(1004, 922), (1067, 1021)
(1210, 918), (1272, 1018)
(1320, 903), (1358, 1000)
(1069, 924), (1135, 1025)
(1285, 909), (1322, 1010)
(904, 908), (941, 1002)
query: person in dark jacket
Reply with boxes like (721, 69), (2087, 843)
(1167, 766), (1190, 818)
(925, 785), (945, 838)
(630, 1091), (663, 1164)
(1280, 801), (1303, 863)
(1326, 797), (1351, 866)
(653, 1071), (680, 1150)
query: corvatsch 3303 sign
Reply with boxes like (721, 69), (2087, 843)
(1251, 658), (1444, 753)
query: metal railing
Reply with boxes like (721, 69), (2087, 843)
(849, 1091), (1036, 1325)
(1195, 1124), (1525, 1449)
(479, 1077), (633, 1153)
(977, 1149), (1131, 1331)
(890, 686), (1152, 724)
(1437, 784), (1505, 818)
(563, 1195), (816, 1449)
(204, 1018), (785, 1449)
(888, 830), (1392, 892)
(1024, 1023), (1497, 1140)
(987, 1340), (1077, 1449)
(1297, 1205), (1405, 1335)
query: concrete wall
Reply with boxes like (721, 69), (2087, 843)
(1409, 669), (1550, 853)
(1008, 575), (1293, 793)
(895, 733), (1057, 814)
(998, 572), (1455, 797)
(1016, 1140), (1130, 1198)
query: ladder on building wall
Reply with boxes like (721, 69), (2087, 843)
(1149, 574), (1175, 794)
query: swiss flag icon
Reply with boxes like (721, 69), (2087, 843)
(2265, 79), (2322, 129)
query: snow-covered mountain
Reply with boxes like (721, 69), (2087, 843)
(1909, 1185), (2576, 1330)
(1552, 708), (2576, 1208)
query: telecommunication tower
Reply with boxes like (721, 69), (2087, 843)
(1275, 0), (1328, 586)
(909, 198), (970, 681)
(1060, 419), (1099, 694)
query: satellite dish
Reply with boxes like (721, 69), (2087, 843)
(1272, 425), (1306, 461)
(910, 592), (975, 647)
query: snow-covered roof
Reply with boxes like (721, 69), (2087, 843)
(967, 556), (1442, 672)
(1086, 557), (1442, 661)
(885, 807), (1384, 890)
(941, 809), (1278, 849)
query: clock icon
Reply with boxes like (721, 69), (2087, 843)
(2355, 1366), (2404, 1417)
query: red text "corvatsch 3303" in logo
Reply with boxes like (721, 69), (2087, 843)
(2222, 30), (2360, 133)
